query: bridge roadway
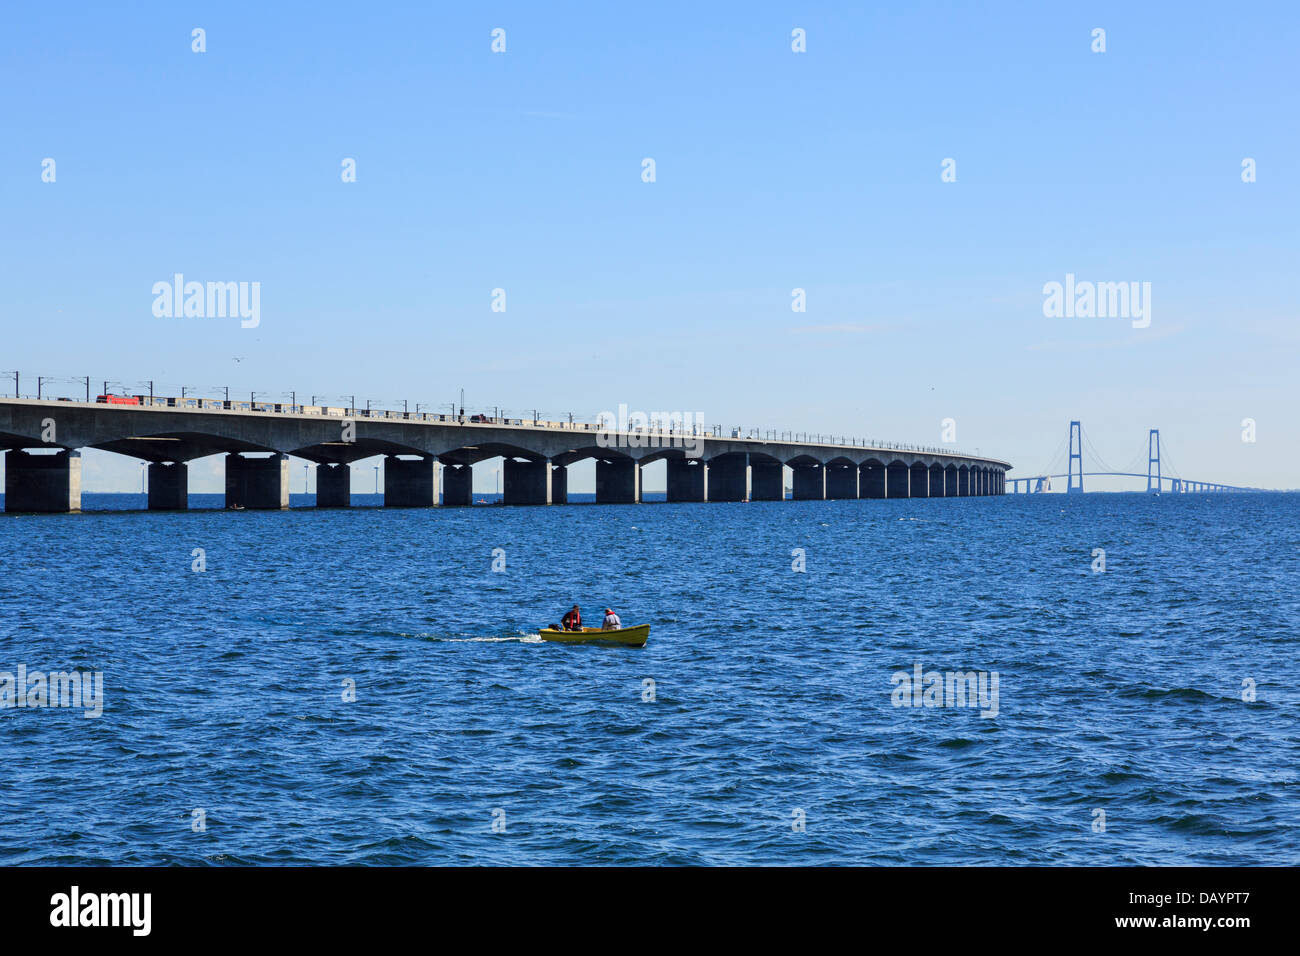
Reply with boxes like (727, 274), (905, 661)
(0, 398), (1011, 512)
(1006, 473), (1257, 494)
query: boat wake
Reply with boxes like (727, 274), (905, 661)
(400, 632), (544, 644)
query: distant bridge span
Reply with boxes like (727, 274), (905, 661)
(0, 397), (1011, 512)
(1008, 473), (1258, 494)
(1009, 421), (1267, 494)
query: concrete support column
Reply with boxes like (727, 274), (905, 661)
(147, 462), (188, 510)
(666, 458), (707, 502)
(550, 463), (568, 504)
(316, 462), (351, 508)
(596, 458), (639, 504)
(791, 463), (825, 500)
(225, 453), (289, 509)
(861, 464), (886, 499)
(910, 466), (930, 498)
(887, 464), (909, 499)
(708, 454), (748, 502)
(442, 463), (472, 506)
(4, 449), (82, 513)
(825, 463), (858, 499)
(503, 458), (552, 505)
(384, 455), (439, 507)
(750, 460), (783, 501)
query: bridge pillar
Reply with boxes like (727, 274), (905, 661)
(666, 458), (706, 502)
(928, 466), (944, 497)
(441, 463), (472, 506)
(860, 463), (886, 499)
(551, 464), (568, 504)
(4, 449), (82, 513)
(225, 453), (289, 509)
(708, 454), (748, 502)
(503, 458), (551, 505)
(750, 460), (783, 500)
(887, 463), (909, 498)
(384, 455), (439, 507)
(910, 464), (930, 498)
(596, 458), (639, 504)
(316, 463), (350, 507)
(959, 468), (970, 496)
(825, 463), (858, 499)
(147, 462), (188, 510)
(791, 463), (825, 500)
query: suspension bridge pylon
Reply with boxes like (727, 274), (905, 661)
(1067, 421), (1084, 493)
(1147, 428), (1161, 493)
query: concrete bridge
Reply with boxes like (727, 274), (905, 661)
(0, 397), (1011, 512)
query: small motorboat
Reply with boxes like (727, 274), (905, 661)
(537, 624), (650, 647)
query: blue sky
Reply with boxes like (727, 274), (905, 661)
(2, 1), (1297, 491)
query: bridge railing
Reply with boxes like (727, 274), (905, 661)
(3, 390), (997, 462)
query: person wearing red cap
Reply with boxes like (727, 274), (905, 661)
(602, 608), (622, 630)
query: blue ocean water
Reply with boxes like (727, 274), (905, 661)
(1, 492), (1297, 865)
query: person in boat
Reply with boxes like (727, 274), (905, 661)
(560, 605), (581, 631)
(602, 608), (622, 630)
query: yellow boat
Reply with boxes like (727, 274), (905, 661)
(538, 624), (650, 647)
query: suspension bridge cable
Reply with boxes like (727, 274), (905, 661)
(1030, 431), (1069, 478)
(1160, 443), (1183, 481)
(1080, 428), (1120, 474)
